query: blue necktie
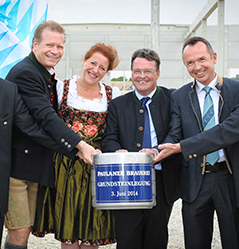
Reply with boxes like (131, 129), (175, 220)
(203, 86), (219, 165)
(141, 97), (151, 148)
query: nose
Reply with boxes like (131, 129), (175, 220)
(92, 65), (98, 72)
(51, 46), (58, 54)
(194, 61), (201, 70)
(138, 71), (147, 77)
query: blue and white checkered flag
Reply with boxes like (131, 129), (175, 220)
(0, 0), (49, 78)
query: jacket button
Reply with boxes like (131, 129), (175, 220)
(67, 145), (72, 149)
(139, 109), (144, 114)
(64, 142), (68, 146)
(25, 150), (29, 154)
(188, 155), (192, 159)
(139, 126), (144, 131)
(48, 85), (51, 88)
(3, 121), (7, 125)
(193, 154), (197, 158)
(61, 138), (65, 143)
(137, 143), (141, 148)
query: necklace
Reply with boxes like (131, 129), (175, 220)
(76, 80), (99, 92)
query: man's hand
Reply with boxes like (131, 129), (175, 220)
(139, 148), (158, 157)
(115, 149), (128, 153)
(76, 141), (102, 165)
(153, 143), (182, 163)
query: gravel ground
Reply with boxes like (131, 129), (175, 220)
(1, 199), (221, 248)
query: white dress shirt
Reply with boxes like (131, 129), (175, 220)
(195, 74), (225, 162)
(135, 88), (162, 170)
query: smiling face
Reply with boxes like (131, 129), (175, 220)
(183, 41), (217, 86)
(81, 52), (109, 86)
(32, 28), (64, 71)
(132, 57), (160, 96)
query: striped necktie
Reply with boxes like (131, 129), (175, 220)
(203, 86), (219, 165)
(141, 97), (151, 148)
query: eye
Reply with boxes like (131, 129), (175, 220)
(57, 46), (64, 50)
(100, 66), (106, 71)
(145, 70), (151, 74)
(133, 70), (140, 74)
(91, 61), (96, 65)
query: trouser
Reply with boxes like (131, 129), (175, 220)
(183, 169), (239, 249)
(5, 178), (38, 229)
(115, 170), (173, 249)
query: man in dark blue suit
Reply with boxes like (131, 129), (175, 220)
(102, 48), (180, 249)
(0, 78), (82, 247)
(155, 36), (239, 248)
(4, 20), (99, 249)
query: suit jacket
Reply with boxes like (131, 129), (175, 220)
(0, 78), (77, 216)
(180, 92), (239, 206)
(101, 86), (181, 204)
(6, 52), (81, 187)
(165, 76), (239, 203)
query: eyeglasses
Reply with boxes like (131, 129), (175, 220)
(132, 69), (157, 75)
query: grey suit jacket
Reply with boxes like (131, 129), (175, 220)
(164, 76), (239, 203)
(101, 86), (181, 204)
(180, 91), (239, 206)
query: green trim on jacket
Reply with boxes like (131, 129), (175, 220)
(133, 86), (160, 105)
(29, 52), (51, 81)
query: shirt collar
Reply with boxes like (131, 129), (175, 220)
(48, 67), (55, 76)
(196, 74), (218, 94)
(135, 87), (157, 101)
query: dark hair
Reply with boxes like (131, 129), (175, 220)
(33, 20), (66, 46)
(182, 36), (214, 57)
(131, 48), (160, 70)
(84, 43), (120, 72)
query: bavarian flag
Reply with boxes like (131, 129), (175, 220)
(0, 0), (49, 78)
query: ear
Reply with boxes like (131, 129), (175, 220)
(32, 39), (38, 52)
(213, 52), (217, 64)
(156, 70), (160, 79)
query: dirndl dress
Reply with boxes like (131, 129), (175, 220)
(33, 79), (116, 246)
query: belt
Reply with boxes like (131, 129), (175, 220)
(204, 161), (227, 173)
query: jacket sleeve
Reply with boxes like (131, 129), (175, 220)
(12, 84), (78, 157)
(8, 68), (81, 152)
(180, 103), (239, 161)
(163, 93), (183, 144)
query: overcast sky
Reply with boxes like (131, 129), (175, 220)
(47, 0), (239, 25)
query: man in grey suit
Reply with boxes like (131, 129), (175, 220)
(101, 48), (180, 249)
(155, 36), (239, 248)
(156, 99), (239, 209)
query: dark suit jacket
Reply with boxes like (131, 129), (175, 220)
(0, 78), (76, 216)
(180, 91), (239, 206)
(165, 76), (239, 203)
(6, 52), (81, 187)
(101, 86), (180, 204)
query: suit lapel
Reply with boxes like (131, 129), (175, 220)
(189, 83), (203, 132)
(149, 88), (168, 142)
(215, 75), (224, 120)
